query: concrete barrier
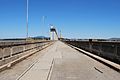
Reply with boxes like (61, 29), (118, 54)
(12, 46), (24, 55)
(68, 44), (120, 72)
(3, 48), (11, 58)
(0, 41), (54, 72)
(64, 41), (120, 64)
(0, 49), (3, 59)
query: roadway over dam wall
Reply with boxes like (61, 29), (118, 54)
(0, 41), (119, 80)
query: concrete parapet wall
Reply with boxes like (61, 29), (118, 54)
(0, 49), (3, 59)
(64, 41), (120, 64)
(0, 41), (53, 71)
(12, 46), (24, 54)
(3, 48), (11, 58)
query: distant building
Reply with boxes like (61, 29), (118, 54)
(50, 25), (58, 40)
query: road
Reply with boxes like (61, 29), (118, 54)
(0, 41), (119, 80)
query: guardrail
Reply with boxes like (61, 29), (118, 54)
(64, 41), (120, 64)
(0, 40), (53, 71)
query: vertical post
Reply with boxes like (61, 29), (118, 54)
(23, 46), (26, 51)
(115, 44), (118, 55)
(42, 16), (45, 27)
(2, 48), (5, 60)
(89, 39), (92, 52)
(10, 47), (13, 57)
(99, 43), (102, 55)
(26, 0), (29, 39)
(41, 16), (46, 38)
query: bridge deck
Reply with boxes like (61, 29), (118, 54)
(0, 41), (120, 80)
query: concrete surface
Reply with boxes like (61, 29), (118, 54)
(19, 41), (120, 80)
(0, 43), (51, 80)
(0, 41), (119, 80)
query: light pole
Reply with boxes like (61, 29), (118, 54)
(42, 16), (46, 36)
(26, 0), (29, 39)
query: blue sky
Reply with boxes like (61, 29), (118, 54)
(0, 0), (120, 39)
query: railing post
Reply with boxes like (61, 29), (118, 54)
(2, 48), (5, 60)
(10, 47), (13, 57)
(23, 46), (26, 51)
(99, 43), (102, 55)
(89, 39), (92, 52)
(115, 44), (118, 55)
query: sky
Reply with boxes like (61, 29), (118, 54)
(0, 0), (120, 39)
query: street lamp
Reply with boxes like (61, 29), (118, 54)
(26, 0), (29, 39)
(41, 16), (47, 36)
